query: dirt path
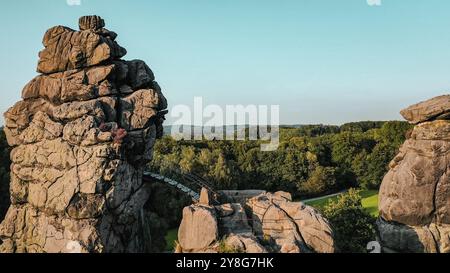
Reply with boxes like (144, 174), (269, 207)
(302, 190), (347, 203)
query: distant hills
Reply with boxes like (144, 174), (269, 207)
(162, 121), (390, 138)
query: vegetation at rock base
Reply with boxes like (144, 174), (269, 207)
(165, 228), (179, 251)
(218, 238), (245, 253)
(145, 182), (191, 251)
(323, 189), (377, 253)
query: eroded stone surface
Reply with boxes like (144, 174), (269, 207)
(178, 205), (219, 252)
(79, 15), (105, 31)
(378, 95), (450, 253)
(37, 24), (127, 74)
(0, 16), (167, 253)
(225, 234), (267, 253)
(177, 190), (335, 253)
(400, 95), (450, 124)
(246, 192), (335, 253)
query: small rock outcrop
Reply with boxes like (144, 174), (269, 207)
(177, 190), (335, 253)
(378, 95), (450, 253)
(0, 16), (167, 253)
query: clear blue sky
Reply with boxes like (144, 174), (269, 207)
(1, 0), (449, 125)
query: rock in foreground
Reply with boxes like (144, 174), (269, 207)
(177, 190), (335, 253)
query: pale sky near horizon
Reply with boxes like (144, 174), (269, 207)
(0, 0), (449, 126)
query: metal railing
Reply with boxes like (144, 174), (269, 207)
(142, 170), (222, 204)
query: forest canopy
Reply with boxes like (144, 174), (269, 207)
(150, 121), (412, 198)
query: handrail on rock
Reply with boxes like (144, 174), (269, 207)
(142, 170), (223, 204)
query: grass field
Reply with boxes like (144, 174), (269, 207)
(304, 190), (379, 217)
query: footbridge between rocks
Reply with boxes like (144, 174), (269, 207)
(142, 171), (221, 203)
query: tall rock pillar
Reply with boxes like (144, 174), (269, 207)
(0, 16), (167, 253)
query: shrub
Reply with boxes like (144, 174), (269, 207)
(218, 238), (244, 253)
(323, 189), (376, 253)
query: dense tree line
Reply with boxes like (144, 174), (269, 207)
(149, 121), (412, 198)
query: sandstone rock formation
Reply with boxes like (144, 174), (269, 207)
(177, 190), (335, 253)
(378, 95), (450, 253)
(0, 16), (167, 253)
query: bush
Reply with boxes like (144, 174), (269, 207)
(218, 238), (244, 253)
(323, 189), (376, 253)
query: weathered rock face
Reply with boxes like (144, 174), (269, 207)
(400, 95), (450, 124)
(378, 95), (450, 253)
(177, 190), (335, 253)
(178, 205), (219, 252)
(247, 192), (335, 253)
(0, 16), (167, 253)
(37, 16), (126, 74)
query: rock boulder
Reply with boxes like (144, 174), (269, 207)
(177, 190), (335, 253)
(178, 206), (219, 252)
